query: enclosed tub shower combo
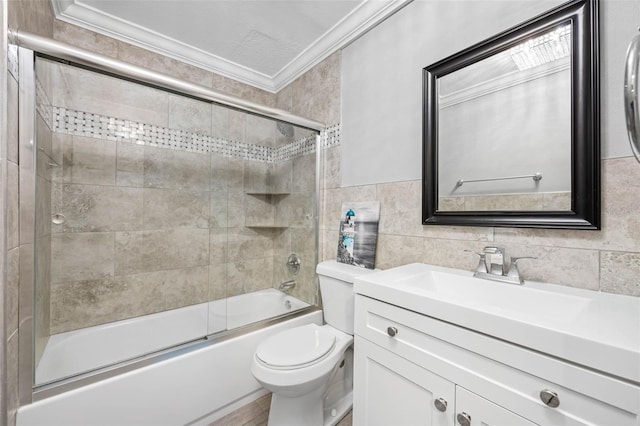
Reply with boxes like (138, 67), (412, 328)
(11, 31), (334, 425)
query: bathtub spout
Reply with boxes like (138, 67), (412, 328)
(279, 280), (296, 293)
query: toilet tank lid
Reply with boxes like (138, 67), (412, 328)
(316, 260), (378, 284)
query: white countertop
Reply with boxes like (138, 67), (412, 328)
(354, 263), (640, 383)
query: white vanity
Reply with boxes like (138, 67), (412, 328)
(352, 263), (640, 425)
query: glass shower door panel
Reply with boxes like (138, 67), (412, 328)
(33, 58), (215, 384)
(219, 118), (319, 333)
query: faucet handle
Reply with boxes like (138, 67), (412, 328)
(465, 250), (487, 274)
(507, 257), (537, 282)
(510, 256), (537, 266)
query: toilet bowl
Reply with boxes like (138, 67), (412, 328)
(251, 260), (377, 426)
(251, 324), (353, 425)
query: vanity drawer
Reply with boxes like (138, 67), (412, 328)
(355, 295), (640, 426)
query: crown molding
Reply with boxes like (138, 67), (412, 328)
(50, 0), (412, 93)
(51, 0), (275, 91)
(271, 0), (411, 91)
(439, 60), (570, 109)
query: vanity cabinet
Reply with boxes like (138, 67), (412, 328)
(354, 337), (536, 426)
(354, 335), (455, 425)
(353, 295), (639, 426)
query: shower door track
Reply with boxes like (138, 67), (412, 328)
(32, 305), (321, 402)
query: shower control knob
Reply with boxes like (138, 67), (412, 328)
(456, 412), (471, 426)
(434, 397), (448, 412)
(540, 389), (560, 408)
(386, 326), (398, 337)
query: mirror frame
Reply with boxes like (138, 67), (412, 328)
(423, 0), (600, 229)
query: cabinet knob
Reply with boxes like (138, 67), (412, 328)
(539, 389), (560, 408)
(386, 326), (398, 337)
(456, 412), (471, 426)
(434, 397), (448, 412)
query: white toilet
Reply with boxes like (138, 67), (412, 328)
(251, 260), (376, 426)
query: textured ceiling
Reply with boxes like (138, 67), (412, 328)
(51, 0), (410, 92)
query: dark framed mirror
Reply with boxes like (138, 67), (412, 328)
(423, 0), (599, 229)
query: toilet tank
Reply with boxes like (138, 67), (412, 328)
(316, 260), (378, 335)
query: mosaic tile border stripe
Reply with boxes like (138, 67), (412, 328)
(46, 105), (340, 163)
(321, 123), (340, 149)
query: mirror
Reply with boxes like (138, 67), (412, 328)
(423, 0), (600, 229)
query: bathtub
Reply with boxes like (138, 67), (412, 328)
(20, 289), (320, 426)
(36, 288), (308, 384)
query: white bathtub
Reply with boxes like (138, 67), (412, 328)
(36, 288), (308, 384)
(20, 290), (319, 426)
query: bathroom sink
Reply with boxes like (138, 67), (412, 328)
(354, 263), (640, 383)
(397, 268), (592, 323)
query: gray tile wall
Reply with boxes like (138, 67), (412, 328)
(39, 60), (319, 334)
(320, 150), (640, 297)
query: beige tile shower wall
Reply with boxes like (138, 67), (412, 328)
(320, 149), (640, 297)
(273, 153), (318, 304)
(49, 136), (216, 333)
(45, 62), (212, 333)
(49, 19), (328, 314)
(45, 60), (322, 332)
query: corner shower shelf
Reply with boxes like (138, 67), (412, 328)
(244, 191), (291, 228)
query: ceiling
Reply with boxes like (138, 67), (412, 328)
(51, 0), (410, 92)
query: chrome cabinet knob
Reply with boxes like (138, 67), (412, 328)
(434, 397), (448, 412)
(540, 389), (560, 408)
(456, 412), (471, 426)
(386, 326), (398, 337)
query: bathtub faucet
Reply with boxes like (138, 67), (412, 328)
(279, 279), (296, 293)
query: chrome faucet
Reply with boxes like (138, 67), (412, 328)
(466, 246), (535, 285)
(279, 279), (296, 293)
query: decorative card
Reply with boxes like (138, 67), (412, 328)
(336, 202), (380, 269)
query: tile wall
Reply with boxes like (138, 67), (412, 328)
(321, 152), (640, 297)
(37, 59), (320, 334)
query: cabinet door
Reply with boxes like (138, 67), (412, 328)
(455, 386), (538, 426)
(353, 337), (455, 426)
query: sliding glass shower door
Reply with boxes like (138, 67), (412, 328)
(31, 55), (319, 385)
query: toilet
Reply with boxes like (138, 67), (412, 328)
(251, 260), (377, 426)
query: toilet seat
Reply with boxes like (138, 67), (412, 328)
(256, 324), (336, 370)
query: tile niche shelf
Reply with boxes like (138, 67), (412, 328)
(244, 192), (290, 228)
(243, 162), (293, 228)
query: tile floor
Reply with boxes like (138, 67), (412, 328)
(208, 393), (353, 426)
